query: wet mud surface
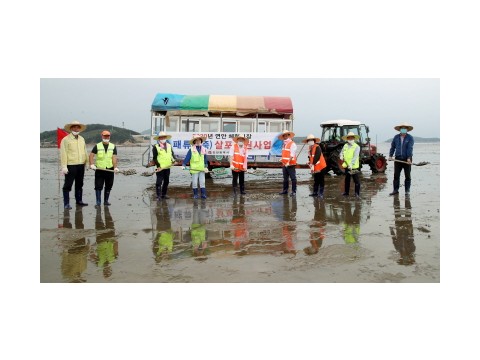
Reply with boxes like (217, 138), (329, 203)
(40, 143), (440, 282)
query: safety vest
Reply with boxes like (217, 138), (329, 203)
(342, 143), (360, 169)
(155, 143), (174, 169)
(309, 144), (327, 172)
(189, 146), (206, 174)
(281, 141), (297, 166)
(95, 142), (115, 169)
(232, 143), (247, 171)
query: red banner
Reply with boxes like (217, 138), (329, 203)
(57, 128), (69, 148)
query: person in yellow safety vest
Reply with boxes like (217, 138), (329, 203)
(153, 201), (174, 262)
(152, 131), (177, 200)
(89, 130), (119, 207)
(340, 131), (361, 198)
(90, 206), (118, 278)
(343, 201), (361, 244)
(182, 135), (209, 199)
(60, 120), (89, 209)
(302, 134), (327, 199)
(278, 130), (298, 196)
(229, 135), (249, 196)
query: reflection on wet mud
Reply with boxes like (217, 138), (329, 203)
(231, 197), (248, 255)
(152, 201), (174, 262)
(343, 201), (361, 244)
(390, 196), (415, 265)
(304, 199), (326, 255)
(60, 208), (89, 282)
(191, 201), (209, 260)
(90, 207), (118, 278)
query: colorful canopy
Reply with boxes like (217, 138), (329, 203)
(151, 93), (293, 115)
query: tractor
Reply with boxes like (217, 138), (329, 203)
(319, 119), (387, 175)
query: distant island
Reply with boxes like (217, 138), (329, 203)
(384, 136), (439, 143)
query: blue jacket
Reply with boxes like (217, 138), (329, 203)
(389, 134), (414, 160)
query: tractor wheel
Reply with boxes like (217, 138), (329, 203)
(329, 148), (346, 175)
(369, 154), (387, 173)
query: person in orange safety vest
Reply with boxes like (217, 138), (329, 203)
(278, 130), (298, 197)
(229, 135), (249, 196)
(302, 134), (327, 199)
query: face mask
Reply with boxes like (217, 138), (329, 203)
(195, 142), (201, 146)
(284, 138), (292, 143)
(71, 131), (79, 136)
(400, 128), (407, 134)
(159, 139), (166, 144)
(103, 138), (110, 143)
(347, 140), (355, 145)
(307, 140), (314, 145)
(237, 141), (244, 146)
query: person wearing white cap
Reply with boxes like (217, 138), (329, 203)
(89, 130), (119, 206)
(339, 131), (361, 198)
(182, 135), (209, 199)
(302, 134), (327, 198)
(277, 130), (298, 196)
(388, 122), (414, 196)
(60, 120), (89, 209)
(152, 131), (177, 200)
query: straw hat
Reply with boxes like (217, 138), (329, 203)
(189, 134), (207, 145)
(64, 120), (86, 132)
(341, 131), (360, 141)
(302, 134), (320, 143)
(278, 130), (296, 140)
(153, 131), (172, 140)
(394, 122), (414, 131)
(232, 135), (250, 145)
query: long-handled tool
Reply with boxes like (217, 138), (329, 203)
(390, 159), (430, 166)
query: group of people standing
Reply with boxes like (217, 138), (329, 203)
(59, 119), (415, 209)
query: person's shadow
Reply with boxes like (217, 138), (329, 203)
(390, 196), (415, 265)
(90, 206), (118, 278)
(61, 208), (89, 282)
(304, 198), (326, 255)
(152, 201), (174, 263)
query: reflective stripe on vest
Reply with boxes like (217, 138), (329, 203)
(95, 142), (115, 169)
(189, 146), (205, 173)
(342, 143), (360, 169)
(309, 144), (327, 172)
(155, 143), (173, 169)
(232, 143), (247, 171)
(281, 141), (297, 166)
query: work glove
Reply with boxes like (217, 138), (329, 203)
(342, 162), (347, 168)
(114, 167), (119, 173)
(230, 165), (235, 170)
(407, 159), (412, 164)
(348, 166), (352, 171)
(204, 168), (209, 173)
(388, 157), (393, 161)
(90, 164), (96, 170)
(61, 167), (69, 175)
(182, 166), (186, 170)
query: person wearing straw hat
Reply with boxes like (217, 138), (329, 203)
(302, 134), (327, 198)
(60, 120), (89, 209)
(152, 131), (177, 200)
(339, 131), (361, 198)
(388, 122), (414, 196)
(229, 135), (249, 196)
(182, 135), (209, 199)
(89, 130), (119, 207)
(278, 130), (298, 196)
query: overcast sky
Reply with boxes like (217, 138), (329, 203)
(40, 78), (439, 142)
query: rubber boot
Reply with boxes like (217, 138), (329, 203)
(104, 190), (111, 206)
(310, 185), (318, 196)
(389, 179), (400, 196)
(290, 180), (297, 196)
(63, 191), (72, 210)
(318, 187), (324, 199)
(404, 179), (411, 195)
(355, 183), (361, 199)
(233, 186), (238, 197)
(95, 190), (102, 207)
(193, 188), (199, 199)
(75, 190), (88, 206)
(279, 180), (288, 195)
(200, 188), (207, 199)
(240, 184), (246, 195)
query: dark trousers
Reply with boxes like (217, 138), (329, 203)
(232, 171), (245, 189)
(63, 164), (85, 192)
(344, 169), (360, 195)
(155, 168), (170, 196)
(313, 171), (325, 193)
(393, 161), (411, 191)
(282, 166), (297, 192)
(94, 168), (114, 191)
